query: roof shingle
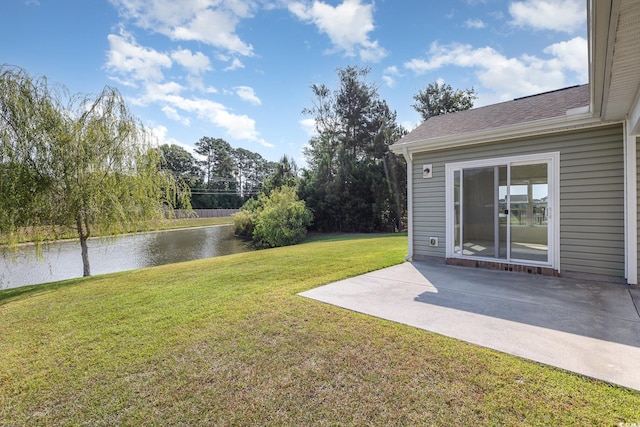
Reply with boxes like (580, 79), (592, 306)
(395, 84), (590, 146)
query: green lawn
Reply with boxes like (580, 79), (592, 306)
(1, 216), (234, 245)
(1, 234), (639, 425)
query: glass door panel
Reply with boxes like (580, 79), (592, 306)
(509, 163), (548, 262)
(453, 170), (461, 254)
(497, 166), (508, 259)
(462, 167), (497, 258)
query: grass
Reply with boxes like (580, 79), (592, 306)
(141, 216), (234, 231)
(0, 216), (234, 245)
(1, 233), (639, 425)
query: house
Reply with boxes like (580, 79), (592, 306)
(390, 0), (640, 284)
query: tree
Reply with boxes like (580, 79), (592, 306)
(184, 138), (276, 207)
(412, 81), (476, 121)
(193, 137), (242, 208)
(159, 143), (201, 187)
(232, 147), (276, 200)
(159, 144), (201, 209)
(232, 147), (255, 199)
(233, 186), (312, 249)
(0, 66), (188, 276)
(300, 66), (407, 232)
(195, 137), (234, 188)
(262, 155), (299, 195)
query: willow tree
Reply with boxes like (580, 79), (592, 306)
(0, 65), (189, 276)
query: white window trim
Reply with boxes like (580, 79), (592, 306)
(445, 152), (560, 271)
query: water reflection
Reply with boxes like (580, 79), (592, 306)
(0, 225), (251, 289)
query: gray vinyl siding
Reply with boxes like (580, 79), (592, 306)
(411, 123), (624, 278)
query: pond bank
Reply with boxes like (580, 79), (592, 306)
(0, 224), (250, 289)
(1, 216), (234, 247)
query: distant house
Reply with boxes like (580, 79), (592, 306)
(391, 0), (640, 284)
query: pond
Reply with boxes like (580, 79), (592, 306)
(0, 225), (252, 289)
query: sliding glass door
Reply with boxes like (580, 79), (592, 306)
(448, 154), (556, 266)
(509, 163), (549, 262)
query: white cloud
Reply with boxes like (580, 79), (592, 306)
(382, 75), (396, 88)
(465, 18), (485, 29)
(161, 105), (191, 126)
(509, 0), (585, 33)
(170, 49), (212, 89)
(118, 77), (270, 147)
(106, 75), (138, 89)
(158, 94), (272, 147)
(138, 81), (185, 104)
(105, 1), (277, 149)
(543, 36), (588, 82)
(170, 49), (211, 75)
(358, 40), (387, 62)
(404, 37), (587, 101)
(148, 124), (175, 144)
(146, 125), (184, 148)
(104, 29), (268, 146)
(171, 8), (254, 55)
(289, 0), (387, 62)
(148, 125), (195, 154)
(106, 31), (172, 83)
(299, 118), (317, 137)
(382, 65), (402, 88)
(235, 86), (261, 105)
(225, 57), (245, 71)
(384, 65), (401, 76)
(108, 0), (256, 56)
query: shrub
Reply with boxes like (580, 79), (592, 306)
(232, 198), (261, 238)
(232, 209), (255, 238)
(240, 186), (312, 249)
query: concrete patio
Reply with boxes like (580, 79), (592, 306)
(299, 260), (640, 391)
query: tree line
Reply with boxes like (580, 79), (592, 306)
(228, 67), (476, 241)
(159, 138), (278, 209)
(298, 66), (407, 232)
(151, 67), (478, 235)
(298, 67), (475, 233)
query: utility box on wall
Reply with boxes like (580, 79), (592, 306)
(423, 164), (433, 179)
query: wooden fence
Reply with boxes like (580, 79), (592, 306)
(171, 209), (239, 219)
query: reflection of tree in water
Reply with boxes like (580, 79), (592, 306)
(141, 226), (251, 266)
(1, 239), (86, 289)
(2, 226), (253, 289)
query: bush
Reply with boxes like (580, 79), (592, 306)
(232, 198), (261, 238)
(233, 186), (313, 248)
(232, 209), (255, 238)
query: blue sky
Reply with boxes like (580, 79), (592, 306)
(1, 0), (587, 165)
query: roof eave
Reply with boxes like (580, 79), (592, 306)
(589, 0), (619, 119)
(390, 113), (604, 155)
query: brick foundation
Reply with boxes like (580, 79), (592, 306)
(445, 257), (559, 277)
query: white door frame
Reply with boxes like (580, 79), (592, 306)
(445, 152), (560, 271)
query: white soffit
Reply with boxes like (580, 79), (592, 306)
(602, 0), (640, 121)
